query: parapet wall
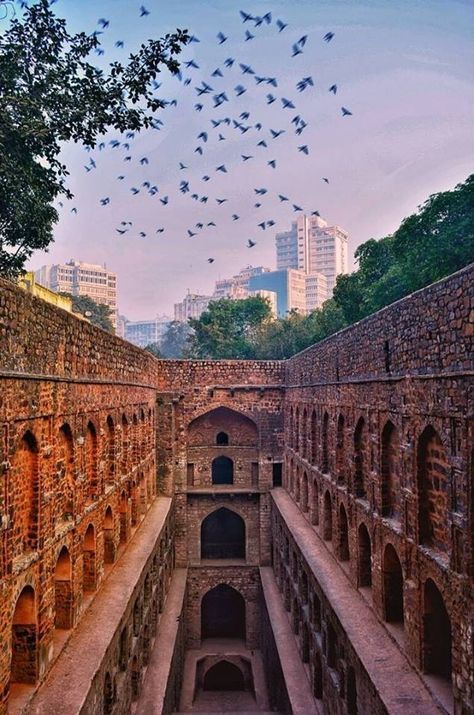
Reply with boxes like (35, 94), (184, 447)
(286, 264), (473, 383)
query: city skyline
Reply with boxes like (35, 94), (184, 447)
(23, 0), (474, 319)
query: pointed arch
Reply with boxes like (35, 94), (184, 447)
(106, 415), (115, 484)
(383, 544), (403, 623)
(357, 523), (372, 587)
(201, 507), (245, 559)
(423, 579), (451, 680)
(83, 523), (97, 592)
(338, 503), (350, 561)
(311, 410), (317, 464)
(381, 421), (400, 519)
(323, 491), (332, 541)
(85, 420), (98, 498)
(417, 425), (449, 551)
(201, 584), (246, 639)
(54, 546), (73, 629)
(188, 406), (257, 447)
(353, 417), (367, 498)
(321, 412), (329, 473)
(12, 431), (39, 556)
(11, 586), (38, 684)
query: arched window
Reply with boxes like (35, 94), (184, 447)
(353, 417), (367, 498)
(381, 421), (400, 519)
(336, 415), (345, 484)
(423, 579), (451, 680)
(302, 408), (308, 459)
(323, 491), (332, 541)
(54, 546), (73, 629)
(85, 421), (98, 498)
(104, 506), (115, 564)
(121, 415), (129, 473)
(203, 661), (245, 691)
(106, 416), (115, 484)
(311, 410), (317, 464)
(201, 508), (245, 559)
(338, 504), (350, 561)
(357, 524), (372, 587)
(13, 431), (39, 555)
(321, 412), (329, 473)
(58, 424), (74, 516)
(216, 431), (229, 445)
(212, 456), (234, 485)
(301, 472), (309, 512)
(201, 584), (246, 639)
(11, 586), (38, 684)
(417, 426), (449, 551)
(312, 479), (319, 526)
(295, 407), (300, 453)
(119, 490), (128, 543)
(83, 524), (97, 592)
(383, 544), (403, 624)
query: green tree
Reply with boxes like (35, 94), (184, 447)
(160, 321), (192, 358)
(144, 342), (162, 358)
(0, 0), (188, 277)
(188, 297), (271, 359)
(60, 292), (114, 332)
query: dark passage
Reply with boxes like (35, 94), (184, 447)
(203, 661), (245, 691)
(201, 507), (245, 559)
(201, 584), (246, 639)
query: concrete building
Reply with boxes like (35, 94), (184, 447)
(124, 316), (172, 349)
(35, 259), (118, 328)
(248, 268), (327, 317)
(174, 291), (212, 322)
(249, 288), (278, 317)
(276, 214), (349, 296)
(213, 265), (271, 300)
(0, 265), (471, 715)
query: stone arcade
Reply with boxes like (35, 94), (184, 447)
(0, 265), (472, 714)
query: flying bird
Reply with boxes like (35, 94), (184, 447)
(298, 145), (309, 155)
(329, 84), (337, 94)
(235, 85), (247, 96)
(240, 10), (253, 22)
(322, 177), (329, 184)
(268, 159), (276, 168)
(241, 154), (253, 161)
(98, 18), (109, 28)
(291, 43), (303, 57)
(281, 98), (295, 109)
(270, 129), (285, 138)
(245, 30), (255, 41)
(100, 197), (110, 206)
(212, 68), (223, 77)
(341, 106), (353, 116)
(217, 31), (228, 44)
(278, 195), (289, 202)
(276, 19), (287, 32)
(247, 239), (256, 247)
(323, 32), (334, 42)
(216, 164), (227, 173)
(140, 5), (150, 17)
(297, 76), (314, 92)
(140, 157), (149, 165)
(207, 258), (215, 263)
(115, 40), (124, 48)
(293, 204), (303, 212)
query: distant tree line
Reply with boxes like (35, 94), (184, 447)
(149, 174), (473, 360)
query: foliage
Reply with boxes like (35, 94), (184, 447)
(0, 0), (188, 277)
(160, 321), (192, 358)
(60, 292), (114, 332)
(144, 342), (162, 358)
(187, 296), (272, 359)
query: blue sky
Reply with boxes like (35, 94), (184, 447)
(14, 0), (474, 318)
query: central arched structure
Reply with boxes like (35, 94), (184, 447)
(203, 661), (245, 691)
(201, 508), (245, 559)
(201, 584), (246, 639)
(211, 456), (234, 485)
(188, 406), (258, 447)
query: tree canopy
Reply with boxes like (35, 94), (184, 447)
(0, 0), (188, 277)
(60, 292), (114, 332)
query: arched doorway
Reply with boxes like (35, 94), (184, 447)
(211, 456), (234, 485)
(381, 421), (400, 519)
(417, 426), (449, 551)
(338, 503), (350, 561)
(357, 524), (372, 587)
(103, 506), (115, 563)
(119, 490), (128, 543)
(11, 586), (38, 684)
(85, 421), (98, 499)
(321, 412), (329, 473)
(353, 417), (366, 498)
(323, 492), (332, 541)
(201, 584), (246, 640)
(336, 414), (345, 484)
(216, 431), (229, 445)
(383, 544), (403, 623)
(83, 524), (97, 592)
(203, 661), (245, 691)
(201, 508), (245, 559)
(54, 546), (73, 628)
(301, 472), (309, 512)
(13, 431), (39, 556)
(423, 579), (451, 680)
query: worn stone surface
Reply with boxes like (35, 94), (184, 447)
(0, 266), (472, 715)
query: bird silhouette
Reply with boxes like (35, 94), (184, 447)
(281, 98), (295, 109)
(276, 19), (287, 32)
(140, 5), (150, 17)
(293, 204), (303, 211)
(239, 63), (255, 75)
(207, 257), (215, 263)
(297, 76), (314, 92)
(298, 145), (309, 155)
(217, 32), (228, 44)
(291, 43), (303, 57)
(270, 129), (285, 138)
(245, 30), (255, 41)
(115, 40), (124, 48)
(216, 198), (228, 204)
(323, 32), (334, 42)
(240, 10), (253, 22)
(216, 165), (227, 173)
(268, 159), (276, 168)
(247, 239), (256, 247)
(266, 94), (276, 104)
(329, 84), (337, 94)
(100, 197), (110, 205)
(341, 106), (353, 116)
(212, 68), (223, 77)
(140, 157), (149, 165)
(322, 177), (329, 184)
(241, 154), (253, 161)
(98, 18), (109, 28)
(187, 229), (197, 237)
(263, 12), (272, 24)
(235, 85), (247, 96)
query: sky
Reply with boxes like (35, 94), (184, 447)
(12, 0), (474, 319)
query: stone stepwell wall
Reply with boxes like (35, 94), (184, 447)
(286, 264), (473, 384)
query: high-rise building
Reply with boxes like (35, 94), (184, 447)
(276, 215), (349, 296)
(213, 266), (271, 300)
(174, 291), (212, 322)
(35, 260), (118, 328)
(248, 269), (309, 318)
(124, 316), (172, 349)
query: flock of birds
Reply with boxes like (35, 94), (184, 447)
(53, 4), (354, 264)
